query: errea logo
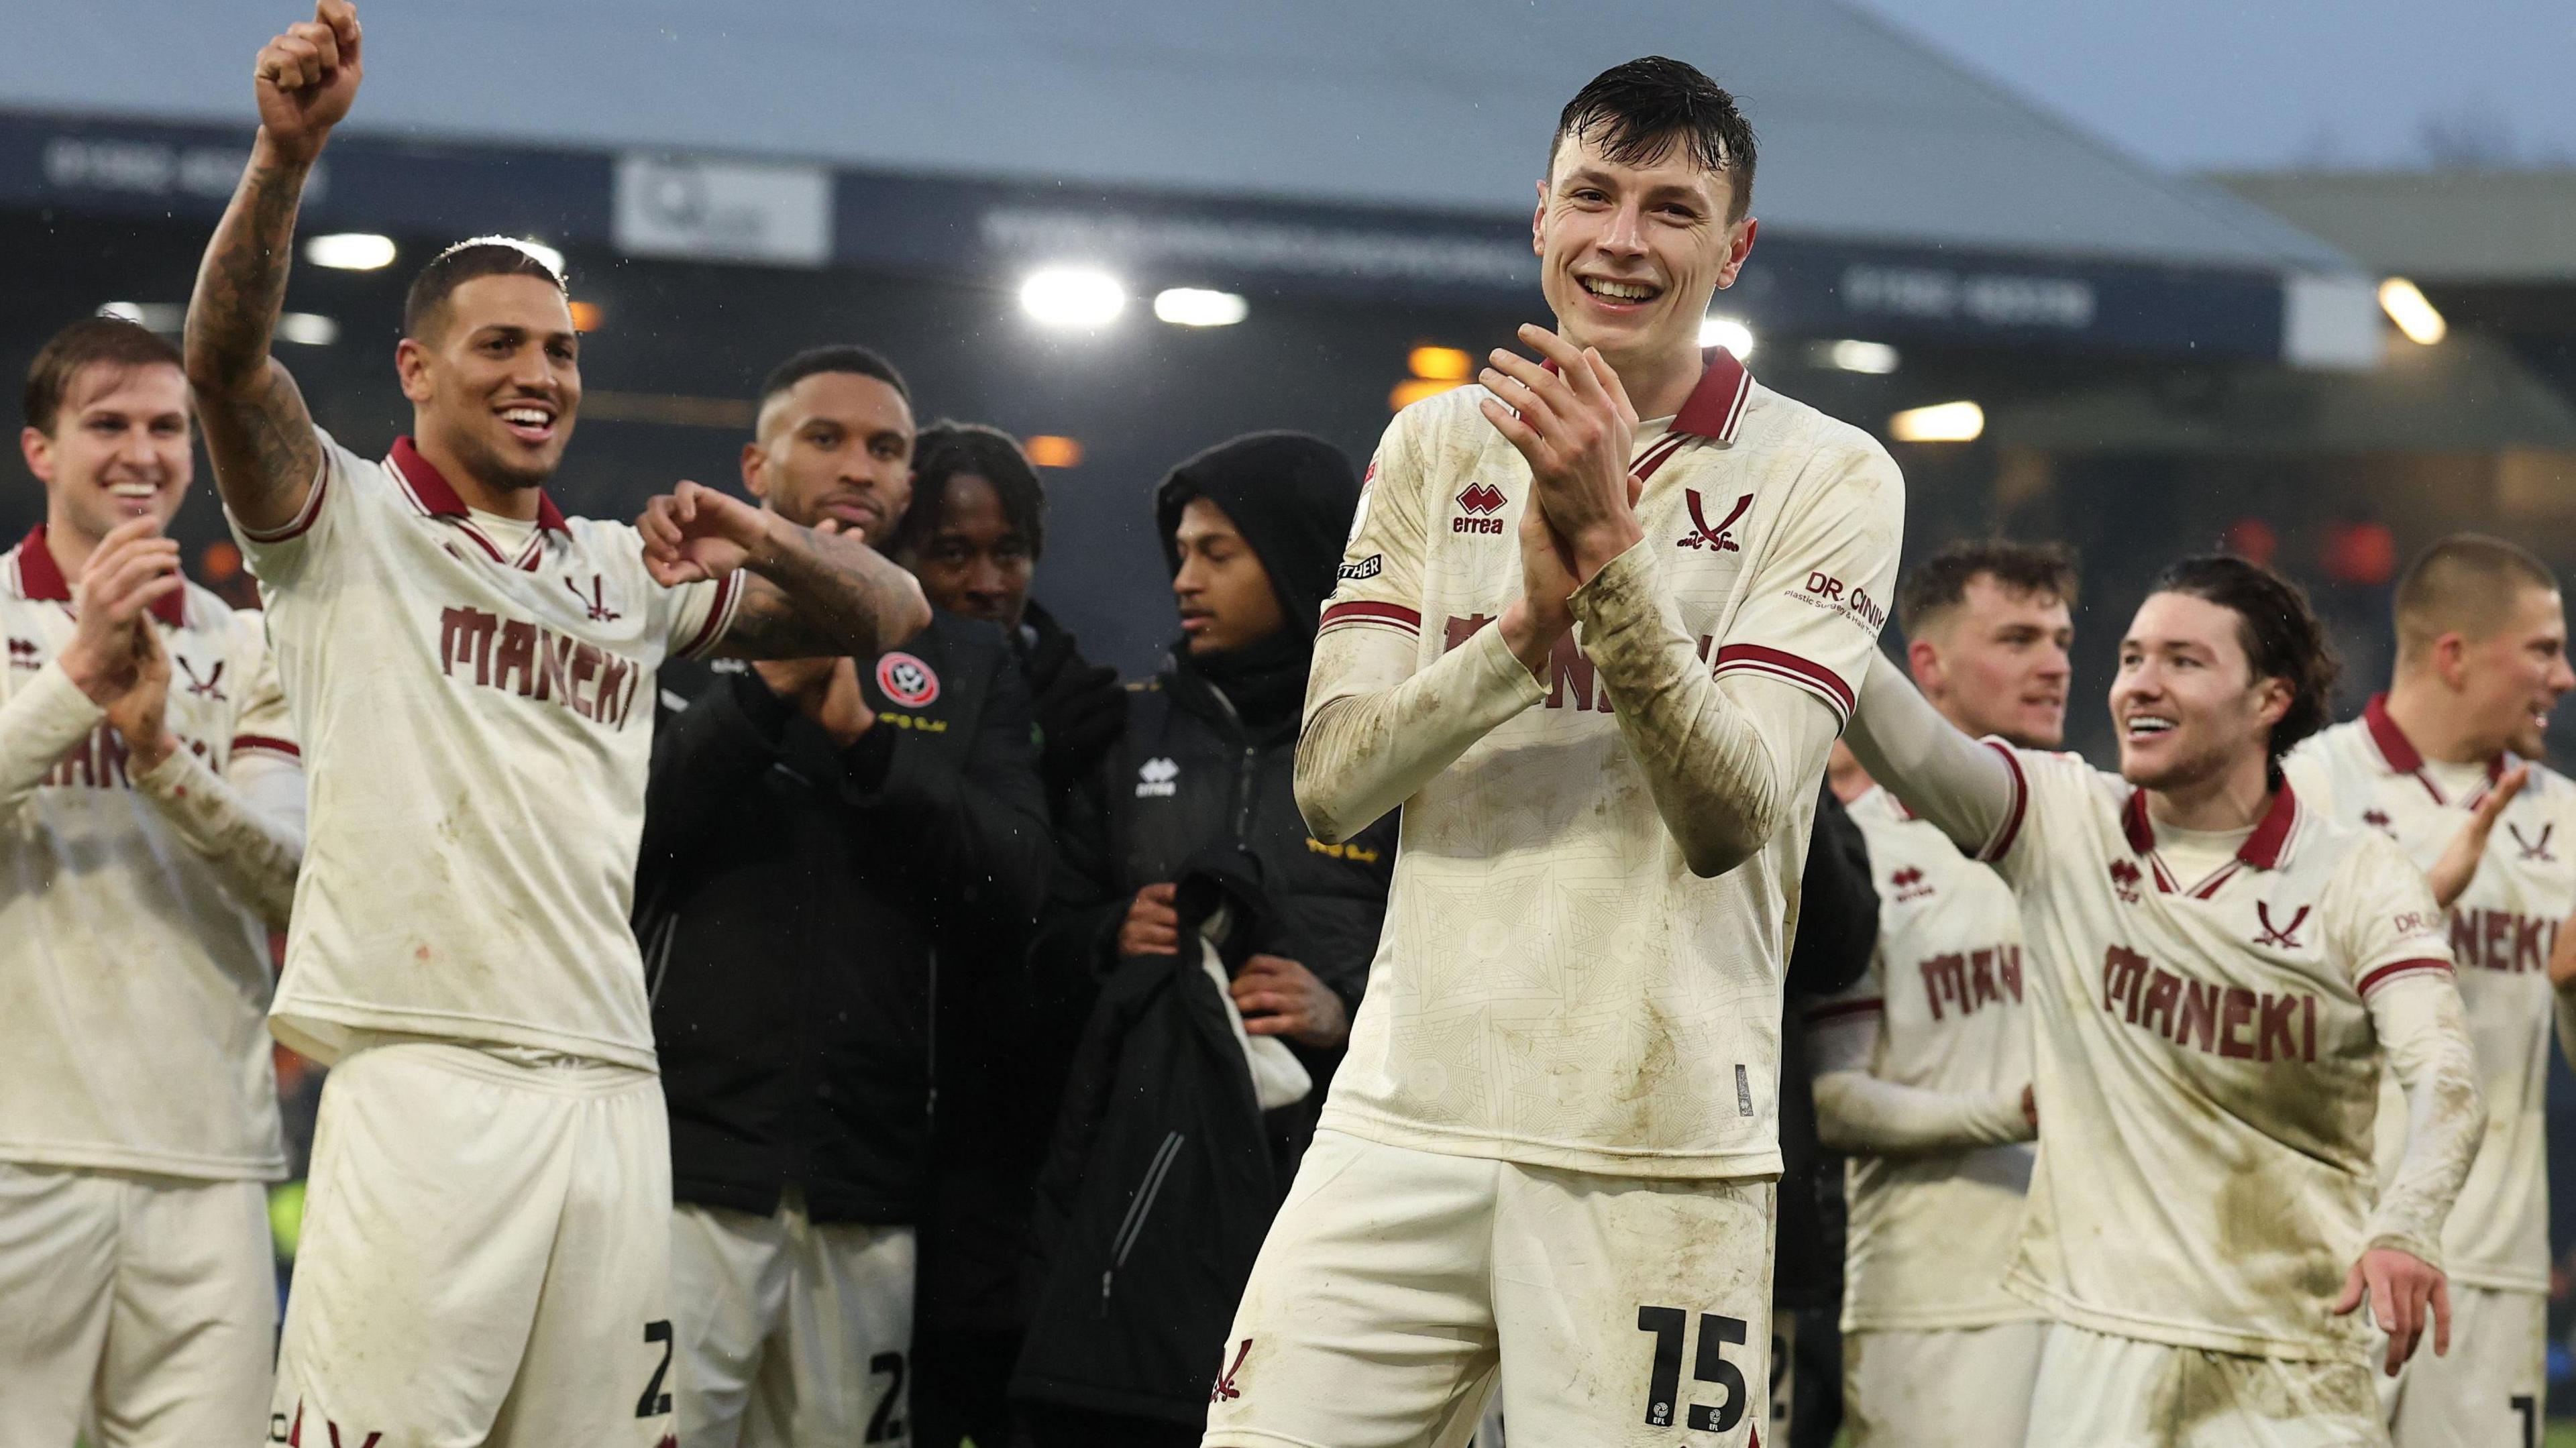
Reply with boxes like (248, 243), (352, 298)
(1136, 757), (1180, 797)
(2108, 859), (2143, 904)
(1454, 482), (1507, 535)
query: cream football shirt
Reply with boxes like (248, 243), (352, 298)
(1309, 349), (1904, 1178)
(2288, 698), (2576, 1296)
(0, 526), (299, 1178)
(1982, 746), (2457, 1360)
(231, 433), (739, 1070)
(1812, 785), (2041, 1332)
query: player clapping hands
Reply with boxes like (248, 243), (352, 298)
(56, 516), (181, 728)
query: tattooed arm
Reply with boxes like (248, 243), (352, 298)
(637, 482), (930, 659)
(184, 1), (362, 535)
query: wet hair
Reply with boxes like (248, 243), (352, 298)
(756, 344), (912, 418)
(2145, 555), (2341, 761)
(402, 237), (570, 342)
(1896, 539), (2080, 637)
(2392, 533), (2561, 663)
(1550, 56), (1759, 220)
(22, 316), (185, 436)
(894, 421), (1046, 562)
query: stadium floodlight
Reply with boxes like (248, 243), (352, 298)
(1019, 268), (1126, 329)
(2377, 278), (2445, 345)
(1888, 400), (1984, 443)
(1698, 314), (1756, 359)
(306, 233), (397, 270)
(1153, 288), (1248, 327)
(276, 313), (340, 347)
(1820, 339), (1900, 374)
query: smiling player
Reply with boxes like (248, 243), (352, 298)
(0, 317), (303, 1448)
(2284, 535), (2576, 1448)
(1203, 56), (1903, 1447)
(184, 5), (928, 1444)
(1847, 555), (2484, 1448)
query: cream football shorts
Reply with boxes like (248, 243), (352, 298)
(268, 1040), (676, 1448)
(1201, 1127), (1776, 1448)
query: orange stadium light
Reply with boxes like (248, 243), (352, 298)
(1024, 435), (1085, 468)
(1407, 345), (1472, 382)
(568, 300), (604, 333)
(1390, 378), (1466, 411)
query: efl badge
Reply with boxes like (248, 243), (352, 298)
(876, 652), (939, 708)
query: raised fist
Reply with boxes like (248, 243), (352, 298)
(254, 0), (364, 160)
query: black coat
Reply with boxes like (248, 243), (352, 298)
(637, 610), (1050, 1224)
(1031, 659), (1395, 1035)
(1012, 655), (1397, 1421)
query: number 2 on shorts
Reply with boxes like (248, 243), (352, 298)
(1636, 1304), (1750, 1433)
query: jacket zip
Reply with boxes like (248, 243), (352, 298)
(1196, 681), (1262, 844)
(1100, 1129), (1186, 1309)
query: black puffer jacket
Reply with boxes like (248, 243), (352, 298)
(638, 610), (1050, 1224)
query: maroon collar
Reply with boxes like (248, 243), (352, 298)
(2122, 782), (2299, 871)
(16, 524), (185, 627)
(1672, 346), (1753, 442)
(390, 436), (568, 534)
(2363, 691), (2506, 786)
(1538, 346), (1753, 445)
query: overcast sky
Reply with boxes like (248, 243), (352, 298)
(1851, 0), (2576, 172)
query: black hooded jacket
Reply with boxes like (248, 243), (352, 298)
(1014, 433), (1393, 1423)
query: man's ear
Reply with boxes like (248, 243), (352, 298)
(1531, 178), (1548, 259)
(2432, 632), (2471, 691)
(739, 440), (773, 500)
(394, 337), (433, 406)
(1907, 635), (1943, 696)
(20, 425), (55, 486)
(2253, 675), (2295, 732)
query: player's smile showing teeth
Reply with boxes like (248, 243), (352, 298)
(2124, 715), (2176, 738)
(497, 404), (556, 442)
(1579, 276), (1662, 304)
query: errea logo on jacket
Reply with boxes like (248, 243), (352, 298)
(1136, 757), (1180, 797)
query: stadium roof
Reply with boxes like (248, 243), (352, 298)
(2209, 170), (2576, 282)
(0, 1), (2380, 364)
(8, 0), (2349, 273)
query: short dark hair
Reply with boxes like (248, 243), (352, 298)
(757, 345), (911, 414)
(895, 421), (1046, 562)
(1550, 57), (1758, 221)
(2392, 533), (2561, 663)
(23, 316), (186, 436)
(1897, 539), (2080, 637)
(2145, 555), (2341, 763)
(402, 237), (569, 341)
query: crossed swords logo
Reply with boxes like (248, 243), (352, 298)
(177, 657), (226, 701)
(1676, 490), (1752, 552)
(2509, 823), (2557, 862)
(566, 573), (621, 622)
(2255, 902), (2310, 949)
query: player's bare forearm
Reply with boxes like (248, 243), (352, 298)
(715, 518), (930, 661)
(186, 131), (321, 531)
(1293, 622), (1539, 842)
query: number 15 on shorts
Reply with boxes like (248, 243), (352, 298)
(1638, 1305), (1754, 1434)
